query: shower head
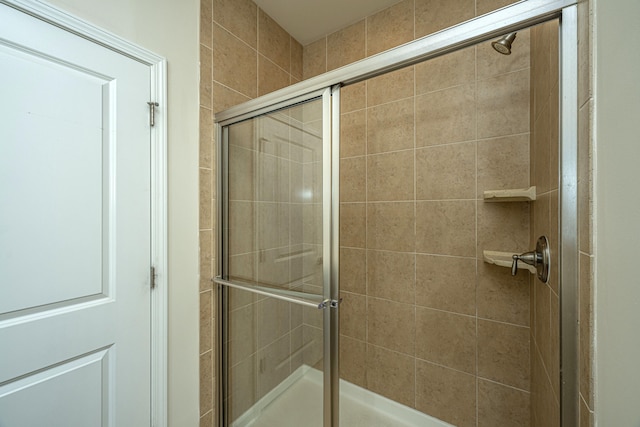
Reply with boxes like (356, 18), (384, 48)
(491, 32), (517, 55)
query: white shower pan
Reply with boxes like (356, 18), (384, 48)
(232, 366), (454, 427)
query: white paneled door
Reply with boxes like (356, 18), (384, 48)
(0, 3), (153, 426)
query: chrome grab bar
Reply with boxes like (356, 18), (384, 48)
(213, 276), (326, 309)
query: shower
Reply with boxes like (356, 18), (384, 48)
(492, 32), (517, 55)
(208, 3), (568, 425)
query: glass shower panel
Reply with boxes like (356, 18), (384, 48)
(225, 287), (324, 426)
(227, 98), (324, 297)
(222, 94), (331, 426)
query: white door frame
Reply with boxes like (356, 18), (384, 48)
(1, 0), (169, 425)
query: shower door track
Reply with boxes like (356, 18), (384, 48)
(215, 0), (580, 425)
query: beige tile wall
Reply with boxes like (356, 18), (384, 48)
(199, 0), (303, 424)
(529, 19), (561, 427)
(577, 0), (594, 425)
(304, 1), (533, 425)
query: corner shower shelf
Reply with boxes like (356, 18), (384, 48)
(483, 186), (536, 202)
(483, 250), (536, 274)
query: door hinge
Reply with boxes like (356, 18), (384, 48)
(150, 265), (157, 289)
(147, 101), (159, 127)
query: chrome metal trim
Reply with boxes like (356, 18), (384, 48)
(217, 88), (328, 128)
(213, 277), (324, 309)
(321, 87), (333, 427)
(215, 283), (226, 427)
(216, 122), (227, 427)
(218, 124), (228, 283)
(329, 84), (341, 427)
(560, 5), (579, 426)
(214, 0), (577, 124)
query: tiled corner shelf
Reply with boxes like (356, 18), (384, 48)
(482, 186), (537, 273)
(483, 186), (536, 202)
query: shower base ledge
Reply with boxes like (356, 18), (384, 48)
(233, 364), (453, 427)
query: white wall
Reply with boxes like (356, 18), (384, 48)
(594, 0), (640, 425)
(42, 0), (200, 425)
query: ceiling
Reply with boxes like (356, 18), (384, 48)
(253, 0), (404, 46)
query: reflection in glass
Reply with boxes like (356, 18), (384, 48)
(225, 288), (324, 425)
(227, 99), (324, 296)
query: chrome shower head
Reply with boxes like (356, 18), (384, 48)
(491, 32), (517, 55)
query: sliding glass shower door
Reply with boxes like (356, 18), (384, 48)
(216, 87), (340, 427)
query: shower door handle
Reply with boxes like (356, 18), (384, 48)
(511, 236), (550, 283)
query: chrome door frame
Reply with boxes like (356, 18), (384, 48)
(215, 0), (580, 425)
(559, 5), (579, 426)
(327, 84), (341, 427)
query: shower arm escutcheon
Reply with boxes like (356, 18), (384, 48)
(511, 235), (550, 283)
